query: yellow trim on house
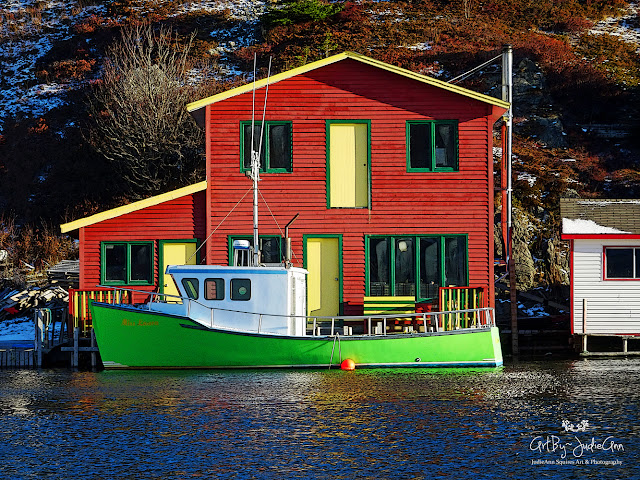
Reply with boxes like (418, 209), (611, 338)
(60, 181), (207, 233)
(187, 51), (510, 113)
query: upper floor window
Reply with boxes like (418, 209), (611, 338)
(605, 247), (640, 279)
(101, 242), (154, 286)
(406, 120), (458, 172)
(241, 121), (292, 173)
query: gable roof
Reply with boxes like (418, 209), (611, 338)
(60, 181), (207, 234)
(187, 51), (510, 122)
(561, 198), (640, 236)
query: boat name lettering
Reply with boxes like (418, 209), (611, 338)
(121, 319), (159, 327)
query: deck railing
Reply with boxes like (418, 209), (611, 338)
(86, 286), (496, 337)
(68, 288), (133, 333)
(439, 286), (486, 330)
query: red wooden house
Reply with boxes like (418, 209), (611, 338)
(61, 52), (508, 322)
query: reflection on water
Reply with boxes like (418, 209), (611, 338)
(1, 360), (638, 479)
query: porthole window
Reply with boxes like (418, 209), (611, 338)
(231, 279), (251, 301)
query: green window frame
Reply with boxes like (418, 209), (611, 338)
(365, 235), (468, 301)
(228, 235), (283, 265)
(406, 120), (459, 172)
(240, 121), (292, 173)
(101, 241), (154, 286)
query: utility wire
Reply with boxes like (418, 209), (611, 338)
(448, 54), (502, 84)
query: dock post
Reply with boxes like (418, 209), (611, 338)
(73, 327), (79, 369)
(91, 328), (97, 369)
(582, 298), (588, 353)
(35, 310), (44, 368)
(623, 337), (628, 353)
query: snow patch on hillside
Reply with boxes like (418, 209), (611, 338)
(0, 0), (265, 132)
(589, 2), (640, 51)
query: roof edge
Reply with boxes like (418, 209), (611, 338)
(187, 51), (510, 113)
(60, 180), (207, 233)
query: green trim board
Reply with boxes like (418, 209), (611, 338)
(100, 241), (155, 286)
(365, 234), (469, 302)
(406, 120), (459, 172)
(239, 121), (293, 173)
(158, 239), (200, 294)
(325, 119), (372, 209)
(303, 234), (344, 315)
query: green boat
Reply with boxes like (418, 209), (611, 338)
(90, 263), (503, 369)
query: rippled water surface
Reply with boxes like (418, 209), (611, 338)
(1, 359), (638, 479)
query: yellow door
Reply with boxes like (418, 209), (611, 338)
(329, 123), (368, 207)
(161, 241), (197, 300)
(306, 237), (340, 316)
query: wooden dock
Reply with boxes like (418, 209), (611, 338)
(576, 333), (640, 357)
(0, 345), (35, 368)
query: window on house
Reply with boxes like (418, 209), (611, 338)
(205, 278), (225, 300)
(228, 236), (283, 265)
(407, 121), (458, 171)
(366, 235), (467, 300)
(241, 121), (292, 173)
(605, 247), (640, 279)
(231, 279), (251, 301)
(101, 242), (154, 285)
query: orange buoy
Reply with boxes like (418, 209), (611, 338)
(340, 358), (355, 371)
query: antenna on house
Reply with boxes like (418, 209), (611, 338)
(502, 44), (518, 357)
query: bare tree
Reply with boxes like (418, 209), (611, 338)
(88, 25), (213, 198)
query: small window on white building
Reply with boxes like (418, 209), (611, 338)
(605, 247), (639, 279)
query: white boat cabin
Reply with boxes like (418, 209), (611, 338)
(153, 264), (308, 336)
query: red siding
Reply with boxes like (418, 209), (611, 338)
(206, 59), (498, 313)
(80, 192), (206, 301)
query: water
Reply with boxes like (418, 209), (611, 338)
(0, 359), (638, 479)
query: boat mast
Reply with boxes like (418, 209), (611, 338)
(250, 55), (272, 266)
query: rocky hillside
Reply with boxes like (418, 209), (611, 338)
(1, 0), (639, 303)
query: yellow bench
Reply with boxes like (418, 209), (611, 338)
(363, 296), (416, 332)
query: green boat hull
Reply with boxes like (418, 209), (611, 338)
(90, 303), (503, 369)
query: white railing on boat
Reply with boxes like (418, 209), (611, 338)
(93, 287), (496, 336)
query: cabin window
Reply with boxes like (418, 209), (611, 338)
(101, 242), (154, 286)
(366, 235), (467, 300)
(205, 278), (225, 300)
(182, 278), (199, 299)
(240, 121), (292, 173)
(231, 279), (251, 301)
(406, 121), (458, 172)
(228, 236), (283, 265)
(605, 247), (640, 279)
